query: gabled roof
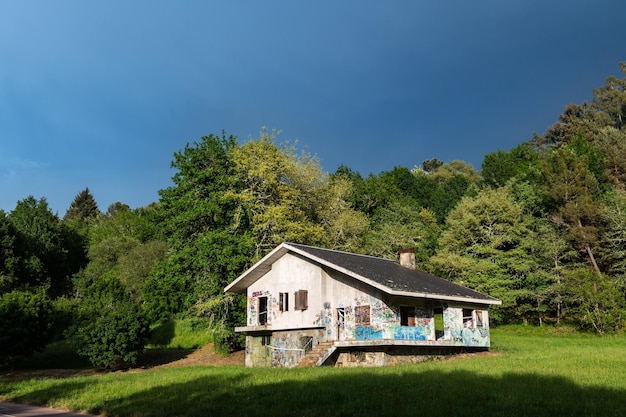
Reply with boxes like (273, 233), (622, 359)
(225, 242), (501, 305)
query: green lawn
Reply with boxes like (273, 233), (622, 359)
(1, 326), (625, 417)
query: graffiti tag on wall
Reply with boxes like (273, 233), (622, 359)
(392, 326), (428, 341)
(355, 326), (383, 340)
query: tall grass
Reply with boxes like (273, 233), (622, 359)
(147, 318), (213, 349)
(1, 326), (625, 417)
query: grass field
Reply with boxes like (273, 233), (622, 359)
(1, 325), (625, 417)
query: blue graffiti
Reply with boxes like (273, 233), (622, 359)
(355, 326), (383, 340)
(393, 326), (427, 341)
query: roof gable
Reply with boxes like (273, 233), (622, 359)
(225, 242), (501, 305)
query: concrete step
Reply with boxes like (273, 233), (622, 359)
(296, 341), (336, 368)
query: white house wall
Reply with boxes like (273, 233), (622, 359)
(245, 252), (491, 348)
(247, 253), (323, 329)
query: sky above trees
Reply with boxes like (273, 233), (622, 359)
(1, 0), (625, 215)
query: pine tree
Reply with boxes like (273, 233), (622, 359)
(64, 188), (100, 221)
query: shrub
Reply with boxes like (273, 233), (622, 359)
(71, 298), (150, 368)
(0, 289), (54, 367)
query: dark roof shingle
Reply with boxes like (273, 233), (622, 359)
(288, 243), (499, 304)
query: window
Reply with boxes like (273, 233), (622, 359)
(279, 292), (289, 312)
(294, 290), (308, 311)
(462, 308), (473, 328)
(261, 335), (272, 346)
(400, 307), (416, 326)
(476, 310), (484, 328)
(259, 296), (268, 325)
(434, 307), (444, 340)
(355, 305), (370, 326)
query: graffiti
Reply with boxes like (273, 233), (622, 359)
(355, 326), (383, 340)
(314, 302), (333, 327)
(444, 307), (491, 347)
(461, 327), (490, 347)
(393, 326), (427, 341)
(371, 299), (396, 324)
(443, 307), (461, 341)
(251, 290), (266, 297)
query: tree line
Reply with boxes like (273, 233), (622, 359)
(2, 63), (626, 368)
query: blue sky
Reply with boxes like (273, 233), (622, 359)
(1, 1), (625, 215)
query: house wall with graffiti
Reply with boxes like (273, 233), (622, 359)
(245, 329), (325, 368)
(246, 253), (324, 329)
(241, 253), (492, 367)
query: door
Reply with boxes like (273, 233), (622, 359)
(259, 296), (268, 325)
(336, 308), (346, 340)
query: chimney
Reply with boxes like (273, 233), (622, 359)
(399, 248), (416, 269)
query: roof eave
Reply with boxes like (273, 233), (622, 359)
(225, 242), (502, 305)
(224, 243), (291, 293)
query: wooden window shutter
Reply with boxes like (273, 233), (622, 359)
(279, 292), (289, 312)
(295, 290), (308, 311)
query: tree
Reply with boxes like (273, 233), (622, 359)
(70, 276), (150, 368)
(8, 197), (82, 295)
(363, 199), (439, 264)
(481, 142), (543, 188)
(229, 130), (326, 257)
(316, 176), (369, 252)
(598, 189), (626, 278)
(596, 127), (626, 190)
(63, 187), (100, 221)
(564, 268), (625, 334)
(421, 158), (444, 173)
(430, 186), (540, 323)
(0, 211), (19, 293)
(79, 204), (167, 309)
(152, 132), (253, 348)
(542, 148), (602, 274)
(533, 102), (609, 149)
(0, 289), (54, 367)
(592, 62), (626, 130)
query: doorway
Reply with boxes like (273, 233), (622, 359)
(336, 308), (346, 340)
(259, 296), (268, 325)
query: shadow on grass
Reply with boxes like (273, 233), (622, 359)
(148, 321), (176, 347)
(9, 368), (625, 417)
(135, 348), (195, 369)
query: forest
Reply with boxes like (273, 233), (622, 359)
(2, 63), (626, 369)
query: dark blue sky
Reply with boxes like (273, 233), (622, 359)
(1, 1), (625, 214)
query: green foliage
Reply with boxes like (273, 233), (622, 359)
(63, 188), (100, 221)
(598, 189), (626, 277)
(69, 277), (150, 368)
(72, 299), (150, 368)
(8, 197), (84, 295)
(0, 289), (54, 367)
(542, 147), (602, 273)
(154, 132), (254, 321)
(194, 293), (246, 353)
(481, 142), (543, 188)
(0, 211), (19, 292)
(148, 318), (213, 349)
(430, 186), (541, 322)
(564, 268), (626, 334)
(596, 127), (626, 190)
(592, 61), (626, 129)
(363, 200), (439, 263)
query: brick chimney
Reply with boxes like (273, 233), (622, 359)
(399, 248), (416, 269)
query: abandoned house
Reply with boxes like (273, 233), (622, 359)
(224, 242), (502, 368)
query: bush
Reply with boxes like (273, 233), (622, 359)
(0, 289), (55, 367)
(565, 268), (626, 334)
(71, 298), (150, 368)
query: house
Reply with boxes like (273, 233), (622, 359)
(224, 242), (501, 368)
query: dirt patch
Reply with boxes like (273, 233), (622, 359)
(0, 344), (245, 381)
(146, 344), (245, 369)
